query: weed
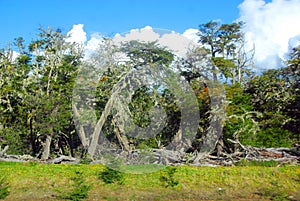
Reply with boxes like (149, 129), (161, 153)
(0, 176), (9, 199)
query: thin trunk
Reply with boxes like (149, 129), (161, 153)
(232, 69), (236, 85)
(29, 116), (37, 156)
(41, 135), (52, 160)
(238, 67), (242, 84)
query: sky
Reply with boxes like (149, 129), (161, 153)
(1, 0), (300, 70)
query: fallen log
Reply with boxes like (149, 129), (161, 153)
(47, 155), (80, 164)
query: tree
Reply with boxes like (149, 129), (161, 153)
(198, 21), (254, 84)
(245, 68), (298, 147)
(0, 40), (33, 154)
(283, 44), (300, 141)
(26, 27), (83, 159)
(85, 40), (179, 157)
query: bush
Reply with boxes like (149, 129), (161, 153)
(159, 166), (179, 188)
(99, 166), (124, 184)
(252, 128), (295, 148)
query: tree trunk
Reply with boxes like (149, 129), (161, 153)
(72, 104), (88, 148)
(88, 96), (114, 156)
(112, 118), (130, 151)
(29, 116), (37, 156)
(41, 135), (52, 160)
(195, 82), (226, 162)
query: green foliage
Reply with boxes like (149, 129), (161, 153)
(0, 27), (83, 158)
(223, 84), (258, 142)
(0, 127), (29, 155)
(56, 171), (91, 201)
(0, 176), (9, 199)
(128, 86), (155, 128)
(159, 166), (179, 188)
(99, 166), (124, 184)
(120, 40), (174, 67)
(248, 128), (295, 148)
(235, 159), (279, 167)
(79, 153), (93, 164)
(246, 66), (299, 147)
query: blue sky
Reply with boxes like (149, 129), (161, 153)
(0, 0), (244, 46)
(1, 0), (300, 69)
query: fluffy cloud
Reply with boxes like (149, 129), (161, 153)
(113, 26), (197, 57)
(238, 0), (300, 69)
(65, 24), (201, 60)
(66, 24), (87, 44)
(182, 28), (200, 44)
(84, 32), (104, 59)
(113, 26), (160, 44)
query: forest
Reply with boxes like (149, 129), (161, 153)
(0, 21), (299, 166)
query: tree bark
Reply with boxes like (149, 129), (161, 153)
(88, 96), (114, 156)
(41, 135), (52, 160)
(72, 104), (88, 148)
(112, 118), (130, 151)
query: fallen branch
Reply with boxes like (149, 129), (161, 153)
(0, 145), (9, 157)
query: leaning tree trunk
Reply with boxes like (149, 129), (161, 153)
(112, 118), (130, 151)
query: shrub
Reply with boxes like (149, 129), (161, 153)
(56, 171), (91, 201)
(99, 166), (124, 184)
(159, 166), (179, 188)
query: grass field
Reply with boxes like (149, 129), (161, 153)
(0, 161), (299, 201)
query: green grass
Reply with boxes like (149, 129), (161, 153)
(0, 161), (299, 201)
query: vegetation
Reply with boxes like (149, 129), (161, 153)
(0, 176), (9, 199)
(0, 22), (299, 200)
(56, 171), (91, 201)
(0, 162), (299, 200)
(159, 166), (179, 188)
(0, 22), (299, 158)
(99, 166), (124, 185)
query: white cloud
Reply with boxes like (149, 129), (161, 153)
(65, 24), (201, 60)
(113, 26), (197, 57)
(113, 26), (160, 44)
(288, 34), (300, 52)
(66, 24), (87, 44)
(238, 0), (300, 69)
(84, 32), (104, 59)
(182, 28), (200, 44)
(160, 32), (196, 57)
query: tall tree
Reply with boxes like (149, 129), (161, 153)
(28, 27), (83, 159)
(0, 43), (32, 154)
(198, 21), (253, 84)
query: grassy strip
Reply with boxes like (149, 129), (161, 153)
(0, 162), (299, 201)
